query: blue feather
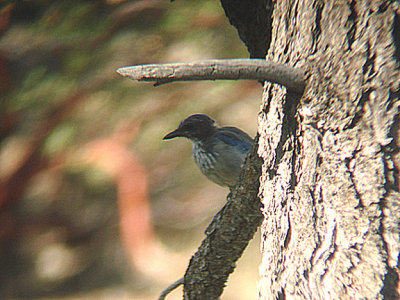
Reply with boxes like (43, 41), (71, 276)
(216, 131), (251, 152)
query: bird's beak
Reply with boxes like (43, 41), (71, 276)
(163, 129), (183, 140)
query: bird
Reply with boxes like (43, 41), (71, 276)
(163, 114), (253, 188)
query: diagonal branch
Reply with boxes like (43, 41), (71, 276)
(158, 277), (184, 300)
(182, 136), (263, 299)
(116, 59), (306, 93)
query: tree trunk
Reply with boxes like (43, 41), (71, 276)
(258, 1), (400, 299)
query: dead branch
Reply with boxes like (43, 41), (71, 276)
(158, 277), (184, 300)
(116, 59), (305, 93)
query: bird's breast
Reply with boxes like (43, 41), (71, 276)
(192, 142), (217, 174)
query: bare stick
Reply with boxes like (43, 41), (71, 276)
(158, 277), (184, 300)
(116, 59), (305, 93)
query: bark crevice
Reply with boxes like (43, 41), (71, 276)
(346, 0), (357, 49)
(311, 0), (324, 54)
(393, 11), (400, 62)
(382, 266), (400, 299)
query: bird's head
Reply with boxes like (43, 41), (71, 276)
(163, 114), (216, 141)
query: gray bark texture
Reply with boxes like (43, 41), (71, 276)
(258, 1), (400, 299)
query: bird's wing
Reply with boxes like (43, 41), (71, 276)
(216, 127), (253, 152)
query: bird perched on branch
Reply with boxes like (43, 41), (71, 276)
(163, 114), (253, 189)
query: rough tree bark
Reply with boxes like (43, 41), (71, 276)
(258, 1), (400, 299)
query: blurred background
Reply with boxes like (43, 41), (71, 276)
(0, 0), (261, 299)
